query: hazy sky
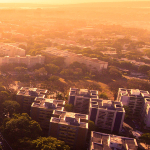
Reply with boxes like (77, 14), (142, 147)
(0, 0), (150, 4)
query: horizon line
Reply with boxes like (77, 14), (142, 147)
(0, 1), (150, 5)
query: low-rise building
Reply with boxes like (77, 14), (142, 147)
(30, 98), (65, 130)
(16, 87), (48, 115)
(0, 43), (25, 57)
(68, 88), (98, 114)
(43, 47), (108, 72)
(49, 110), (88, 150)
(0, 55), (45, 67)
(90, 131), (138, 150)
(89, 98), (125, 134)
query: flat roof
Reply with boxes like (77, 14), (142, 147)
(51, 111), (88, 128)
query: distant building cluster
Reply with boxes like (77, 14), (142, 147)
(117, 88), (150, 128)
(0, 43), (45, 67)
(43, 47), (108, 72)
(16, 87), (140, 150)
(16, 87), (88, 149)
(0, 55), (45, 67)
(68, 88), (125, 134)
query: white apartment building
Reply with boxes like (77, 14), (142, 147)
(89, 99), (125, 134)
(0, 43), (25, 57)
(90, 131), (138, 150)
(0, 55), (45, 67)
(117, 88), (150, 128)
(43, 47), (108, 72)
(31, 98), (65, 130)
(68, 88), (98, 114)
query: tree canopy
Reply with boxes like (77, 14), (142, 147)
(2, 100), (20, 117)
(2, 113), (42, 144)
(31, 136), (70, 150)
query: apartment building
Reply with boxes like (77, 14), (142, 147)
(90, 131), (138, 150)
(89, 98), (125, 134)
(43, 47), (108, 72)
(0, 55), (45, 67)
(142, 98), (150, 128)
(68, 88), (98, 114)
(30, 98), (65, 130)
(16, 87), (48, 115)
(0, 43), (25, 57)
(49, 110), (88, 150)
(117, 88), (150, 119)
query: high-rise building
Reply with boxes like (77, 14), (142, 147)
(30, 97), (65, 130)
(68, 88), (98, 114)
(90, 131), (138, 150)
(16, 87), (47, 115)
(89, 98), (125, 134)
(117, 88), (150, 119)
(49, 110), (88, 150)
(142, 98), (150, 128)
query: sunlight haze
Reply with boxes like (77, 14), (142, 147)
(0, 0), (150, 4)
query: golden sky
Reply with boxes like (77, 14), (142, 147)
(0, 0), (149, 4)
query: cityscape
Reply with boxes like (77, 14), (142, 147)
(0, 0), (150, 150)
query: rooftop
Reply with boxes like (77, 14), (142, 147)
(69, 88), (98, 98)
(90, 131), (138, 150)
(90, 99), (124, 112)
(118, 88), (150, 98)
(17, 87), (47, 97)
(50, 110), (88, 128)
(31, 98), (65, 111)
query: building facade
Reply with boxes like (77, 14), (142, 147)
(0, 55), (45, 67)
(16, 87), (48, 115)
(142, 98), (150, 128)
(0, 43), (25, 57)
(43, 47), (108, 72)
(68, 88), (98, 114)
(117, 88), (150, 128)
(49, 110), (88, 150)
(30, 98), (65, 130)
(89, 98), (125, 134)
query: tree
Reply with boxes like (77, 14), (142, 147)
(45, 63), (59, 74)
(140, 133), (150, 144)
(34, 67), (47, 77)
(2, 113), (42, 144)
(56, 93), (63, 100)
(2, 100), (20, 117)
(108, 66), (122, 79)
(99, 93), (108, 99)
(123, 106), (130, 119)
(49, 75), (59, 82)
(64, 104), (73, 112)
(31, 136), (70, 150)
(138, 65), (150, 74)
(88, 120), (95, 132)
(14, 67), (27, 73)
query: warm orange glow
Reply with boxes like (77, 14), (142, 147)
(0, 0), (149, 4)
